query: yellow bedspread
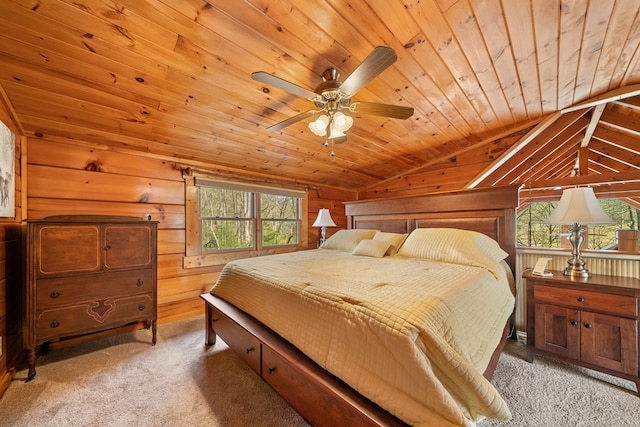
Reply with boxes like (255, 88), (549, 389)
(210, 249), (514, 426)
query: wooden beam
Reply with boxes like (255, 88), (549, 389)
(465, 112), (562, 188)
(524, 170), (640, 190)
(561, 84), (640, 113)
(580, 103), (605, 147)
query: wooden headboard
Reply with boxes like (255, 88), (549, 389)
(344, 185), (520, 275)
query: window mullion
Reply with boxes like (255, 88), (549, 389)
(254, 192), (262, 251)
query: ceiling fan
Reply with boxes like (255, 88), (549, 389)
(252, 46), (414, 155)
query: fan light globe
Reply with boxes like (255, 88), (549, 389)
(333, 112), (353, 132)
(309, 114), (329, 136)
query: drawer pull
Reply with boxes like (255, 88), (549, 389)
(136, 279), (144, 287)
(104, 245), (111, 251)
(138, 304), (146, 311)
(50, 320), (60, 328)
(246, 347), (254, 354)
(570, 320), (578, 326)
(50, 290), (60, 299)
(577, 297), (585, 302)
(267, 367), (276, 375)
(584, 323), (592, 329)
(211, 318), (219, 323)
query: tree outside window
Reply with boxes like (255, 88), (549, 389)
(199, 185), (300, 252)
(517, 199), (639, 250)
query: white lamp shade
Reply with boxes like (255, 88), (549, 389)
(544, 187), (614, 225)
(309, 115), (329, 136)
(332, 112), (353, 132)
(312, 208), (336, 227)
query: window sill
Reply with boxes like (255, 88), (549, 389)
(183, 246), (301, 269)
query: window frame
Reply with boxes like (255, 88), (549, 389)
(184, 175), (308, 268)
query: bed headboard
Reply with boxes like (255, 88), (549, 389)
(344, 185), (520, 275)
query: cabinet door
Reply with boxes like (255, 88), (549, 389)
(535, 303), (580, 359)
(37, 224), (101, 276)
(580, 311), (638, 375)
(103, 224), (153, 269)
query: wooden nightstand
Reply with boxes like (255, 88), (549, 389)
(523, 270), (640, 394)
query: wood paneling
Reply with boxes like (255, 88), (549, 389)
(0, 0), (638, 194)
(24, 137), (355, 328)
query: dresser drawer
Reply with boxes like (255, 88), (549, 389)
(534, 284), (638, 317)
(35, 293), (154, 342)
(210, 306), (261, 374)
(36, 269), (154, 309)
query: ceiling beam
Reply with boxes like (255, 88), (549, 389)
(580, 103), (605, 147)
(561, 84), (640, 113)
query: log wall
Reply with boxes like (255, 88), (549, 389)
(25, 136), (356, 325)
(0, 95), (22, 397)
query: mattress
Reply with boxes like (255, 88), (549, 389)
(210, 248), (515, 426)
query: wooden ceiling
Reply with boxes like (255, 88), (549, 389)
(0, 0), (639, 194)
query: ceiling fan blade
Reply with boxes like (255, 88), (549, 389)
(265, 110), (316, 132)
(350, 101), (414, 119)
(252, 71), (318, 99)
(339, 46), (397, 96)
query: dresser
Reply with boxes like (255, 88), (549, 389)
(523, 270), (640, 394)
(25, 216), (157, 381)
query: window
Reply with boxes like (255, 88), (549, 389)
(184, 176), (306, 267)
(517, 198), (639, 250)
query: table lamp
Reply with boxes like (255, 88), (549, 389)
(544, 187), (614, 277)
(312, 208), (336, 245)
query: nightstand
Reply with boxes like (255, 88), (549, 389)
(523, 270), (640, 395)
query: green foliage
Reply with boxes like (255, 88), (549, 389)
(517, 199), (640, 249)
(260, 194), (299, 247)
(199, 187), (300, 251)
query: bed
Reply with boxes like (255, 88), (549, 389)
(201, 185), (519, 427)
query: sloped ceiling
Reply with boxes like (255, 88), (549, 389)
(0, 0), (639, 193)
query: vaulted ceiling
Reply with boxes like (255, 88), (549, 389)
(0, 0), (639, 195)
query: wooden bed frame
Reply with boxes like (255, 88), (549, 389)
(201, 185), (520, 426)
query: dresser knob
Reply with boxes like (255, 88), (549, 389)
(584, 323), (592, 329)
(50, 320), (60, 328)
(246, 347), (254, 354)
(138, 304), (145, 311)
(267, 367), (276, 374)
(104, 245), (111, 251)
(577, 297), (585, 302)
(570, 320), (578, 326)
(50, 290), (60, 299)
(136, 279), (144, 287)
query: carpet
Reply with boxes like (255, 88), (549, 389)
(0, 316), (638, 426)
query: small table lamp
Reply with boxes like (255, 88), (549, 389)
(544, 187), (614, 277)
(312, 208), (336, 245)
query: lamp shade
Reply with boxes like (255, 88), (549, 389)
(308, 115), (329, 136)
(544, 187), (614, 225)
(312, 208), (336, 227)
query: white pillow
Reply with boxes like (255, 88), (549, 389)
(352, 239), (391, 258)
(320, 229), (378, 251)
(396, 228), (508, 274)
(373, 231), (408, 256)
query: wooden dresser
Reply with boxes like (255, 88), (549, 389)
(25, 216), (157, 381)
(523, 270), (640, 394)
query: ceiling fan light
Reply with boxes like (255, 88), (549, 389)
(328, 124), (346, 139)
(332, 112), (353, 132)
(309, 114), (329, 136)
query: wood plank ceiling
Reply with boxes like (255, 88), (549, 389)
(0, 0), (639, 195)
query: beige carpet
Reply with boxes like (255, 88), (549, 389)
(0, 315), (638, 426)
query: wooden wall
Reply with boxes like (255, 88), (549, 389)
(357, 131), (523, 199)
(0, 94), (23, 397)
(25, 136), (356, 326)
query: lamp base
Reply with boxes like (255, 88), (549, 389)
(563, 266), (591, 278)
(563, 223), (591, 278)
(563, 255), (591, 278)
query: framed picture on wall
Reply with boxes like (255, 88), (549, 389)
(0, 119), (15, 218)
